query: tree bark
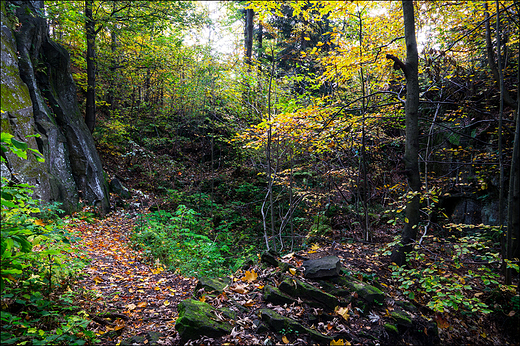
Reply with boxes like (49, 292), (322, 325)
(85, 0), (96, 133)
(484, 3), (518, 110)
(245, 8), (254, 68)
(505, 7), (520, 285)
(387, 0), (421, 266)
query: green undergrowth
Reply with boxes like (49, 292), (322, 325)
(1, 132), (95, 345)
(131, 204), (255, 278)
(383, 230), (518, 316)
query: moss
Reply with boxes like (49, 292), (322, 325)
(384, 323), (399, 334)
(279, 277), (339, 310)
(391, 310), (412, 327)
(260, 308), (332, 343)
(175, 299), (232, 343)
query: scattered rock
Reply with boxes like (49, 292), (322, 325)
(279, 277), (339, 310)
(259, 308), (332, 343)
(195, 276), (230, 296)
(384, 323), (399, 334)
(303, 256), (341, 278)
(174, 253), (439, 345)
(175, 299), (232, 344)
(391, 310), (413, 328)
(110, 177), (132, 199)
(263, 285), (297, 305)
(396, 300), (418, 313)
(120, 331), (163, 346)
(332, 276), (384, 305)
(261, 251), (280, 266)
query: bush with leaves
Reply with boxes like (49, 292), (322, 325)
(1, 132), (94, 345)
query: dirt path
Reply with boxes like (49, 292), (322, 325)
(68, 210), (197, 345)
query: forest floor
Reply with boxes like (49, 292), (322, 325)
(68, 209), (196, 345)
(66, 204), (518, 345)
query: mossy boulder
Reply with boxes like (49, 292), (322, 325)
(259, 308), (332, 343)
(263, 285), (297, 305)
(261, 250), (280, 266)
(175, 299), (233, 343)
(384, 323), (399, 334)
(195, 276), (230, 296)
(391, 310), (413, 328)
(332, 276), (384, 305)
(279, 277), (339, 310)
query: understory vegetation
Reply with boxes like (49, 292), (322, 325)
(1, 0), (519, 344)
(1, 133), (98, 345)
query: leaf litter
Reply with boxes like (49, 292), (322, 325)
(68, 209), (196, 345)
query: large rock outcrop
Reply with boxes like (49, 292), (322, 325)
(0, 1), (109, 214)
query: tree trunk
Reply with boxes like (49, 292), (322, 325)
(108, 28), (117, 113)
(505, 16), (520, 285)
(245, 8), (254, 67)
(387, 0), (421, 266)
(85, 0), (96, 133)
(484, 3), (518, 110)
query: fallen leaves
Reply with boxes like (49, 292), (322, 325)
(242, 270), (258, 283)
(67, 210), (196, 344)
(335, 306), (350, 321)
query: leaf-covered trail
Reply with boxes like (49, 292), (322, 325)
(68, 211), (196, 345)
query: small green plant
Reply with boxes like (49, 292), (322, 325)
(1, 132), (93, 345)
(132, 205), (247, 277)
(385, 235), (500, 315)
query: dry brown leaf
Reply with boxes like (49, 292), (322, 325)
(243, 270), (258, 283)
(282, 335), (289, 344)
(137, 302), (147, 308)
(126, 303), (136, 311)
(231, 283), (249, 294)
(335, 306), (350, 321)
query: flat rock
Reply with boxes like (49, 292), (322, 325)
(175, 299), (232, 344)
(260, 308), (332, 343)
(263, 285), (297, 305)
(303, 256), (341, 278)
(195, 276), (230, 296)
(333, 276), (384, 305)
(279, 277), (339, 310)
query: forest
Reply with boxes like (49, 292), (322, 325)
(1, 0), (519, 345)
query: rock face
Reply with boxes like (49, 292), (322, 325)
(1, 1), (109, 214)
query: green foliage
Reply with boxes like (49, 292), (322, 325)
(386, 234), (502, 315)
(1, 133), (92, 345)
(132, 205), (252, 277)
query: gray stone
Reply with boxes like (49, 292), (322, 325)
(303, 256), (341, 278)
(452, 198), (481, 225)
(279, 277), (339, 310)
(259, 308), (332, 343)
(263, 285), (297, 305)
(195, 276), (231, 296)
(110, 177), (131, 199)
(1, 1), (110, 214)
(332, 276), (384, 305)
(175, 299), (232, 344)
